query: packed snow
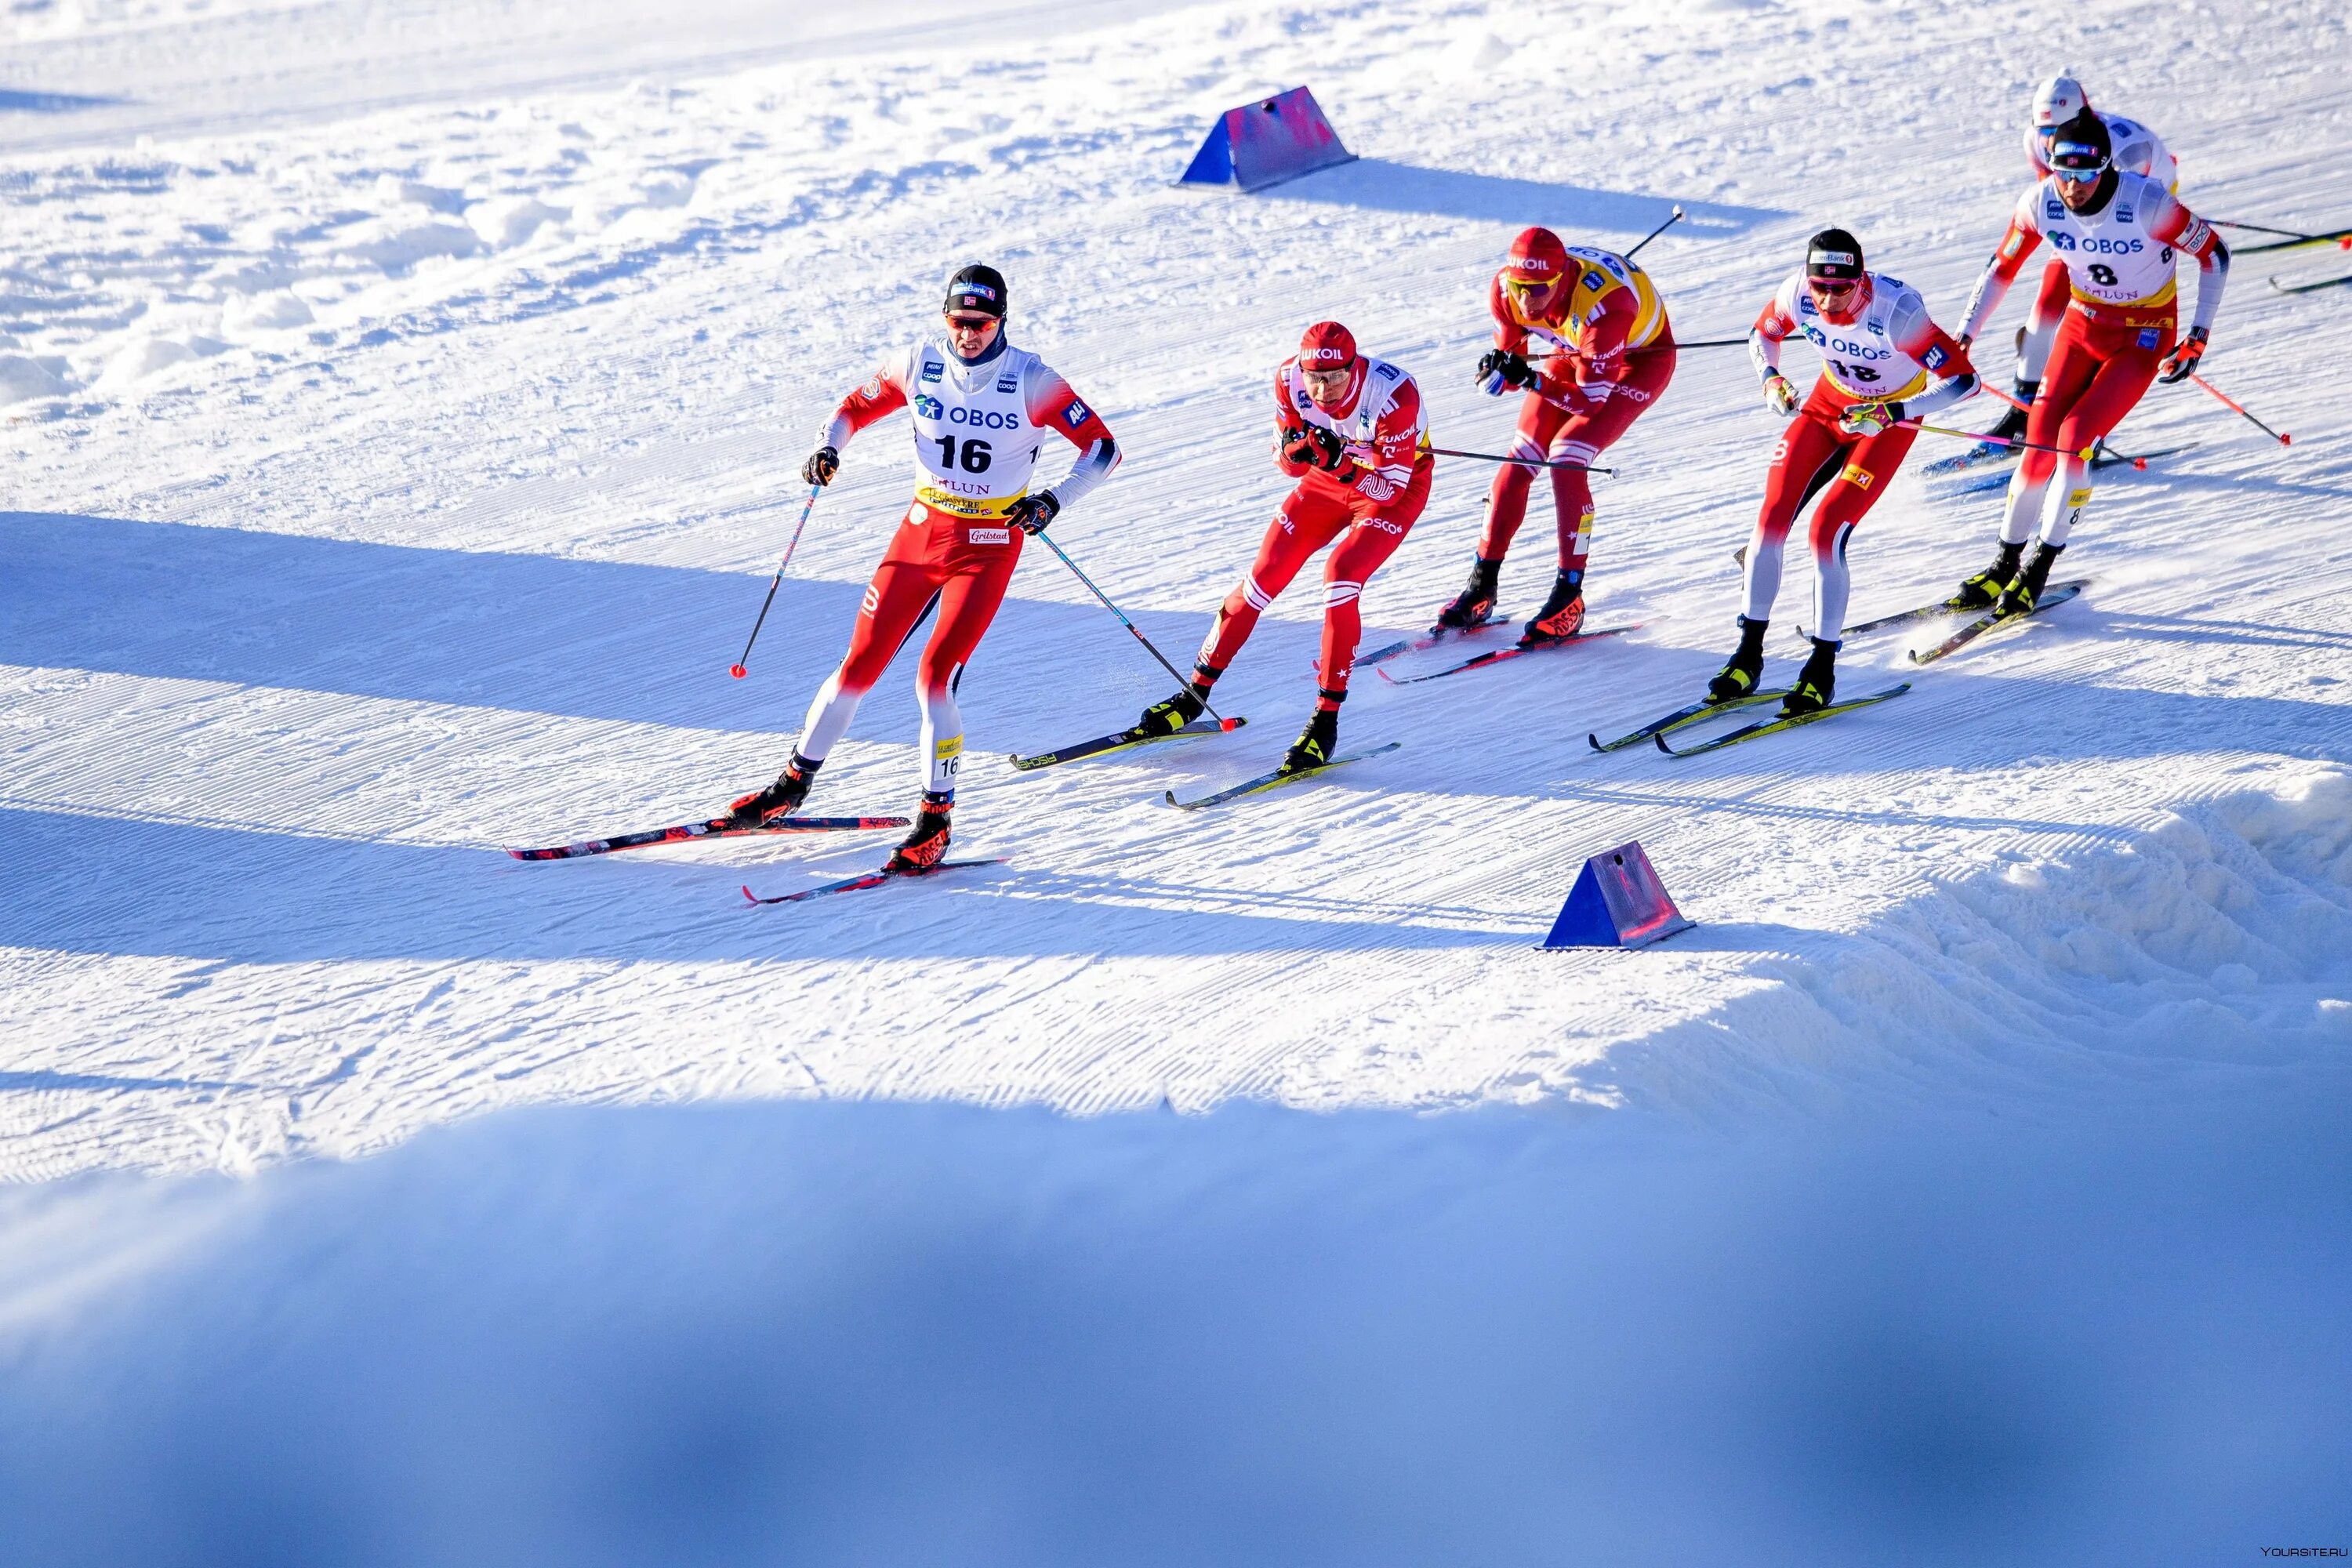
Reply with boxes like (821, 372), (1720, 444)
(2, 0), (2348, 1559)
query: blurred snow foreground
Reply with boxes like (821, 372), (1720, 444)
(2, 0), (2351, 1559)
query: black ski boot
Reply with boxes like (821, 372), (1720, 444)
(1436, 555), (1502, 630)
(1707, 616), (1769, 703)
(1520, 571), (1585, 644)
(884, 792), (954, 873)
(1280, 701), (1341, 774)
(1138, 684), (1208, 736)
(1947, 539), (2024, 611)
(727, 752), (819, 826)
(1980, 378), (2035, 445)
(1995, 540), (2065, 618)
(1780, 637), (1839, 717)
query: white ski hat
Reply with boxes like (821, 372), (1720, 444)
(2034, 74), (2089, 129)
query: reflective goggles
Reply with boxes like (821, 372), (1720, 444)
(943, 311), (1000, 332)
(2048, 143), (2111, 182)
(1501, 273), (1556, 296)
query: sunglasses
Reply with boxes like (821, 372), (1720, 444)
(943, 312), (999, 331)
(1807, 277), (1861, 297)
(1501, 274), (1554, 294)
(2052, 162), (2108, 185)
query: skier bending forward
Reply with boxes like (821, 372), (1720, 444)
(1139, 321), (1432, 775)
(1712, 227), (1979, 713)
(727, 263), (1120, 869)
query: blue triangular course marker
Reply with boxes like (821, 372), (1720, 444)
(1542, 840), (1693, 949)
(1179, 86), (1357, 193)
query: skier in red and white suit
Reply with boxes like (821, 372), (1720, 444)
(1979, 74), (2179, 445)
(1709, 227), (1980, 716)
(1434, 227), (1676, 644)
(727, 263), (1120, 869)
(1138, 321), (1432, 774)
(1947, 110), (2227, 615)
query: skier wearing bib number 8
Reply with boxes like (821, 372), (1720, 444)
(724, 263), (1120, 869)
(1947, 111), (2227, 616)
(1711, 228), (1980, 715)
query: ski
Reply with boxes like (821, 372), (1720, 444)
(1164, 741), (1402, 811)
(2271, 270), (2352, 295)
(507, 814), (907, 861)
(1802, 600), (1961, 643)
(741, 857), (1007, 906)
(2092, 442), (2195, 470)
(1654, 684), (1911, 757)
(1587, 688), (1788, 753)
(1378, 626), (1631, 685)
(1008, 716), (1243, 772)
(1356, 609), (1509, 670)
(1918, 438), (2017, 477)
(1907, 580), (2088, 666)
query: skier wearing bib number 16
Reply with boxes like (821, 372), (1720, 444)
(1947, 110), (2227, 615)
(724, 263), (1121, 869)
(1712, 229), (1980, 715)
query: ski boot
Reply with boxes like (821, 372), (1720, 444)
(1435, 555), (1501, 630)
(1138, 685), (1207, 736)
(1519, 571), (1585, 645)
(727, 753), (818, 827)
(1279, 702), (1340, 775)
(1780, 637), (1839, 717)
(1707, 616), (1768, 703)
(884, 792), (954, 873)
(1994, 540), (2065, 619)
(1947, 539), (2024, 611)
(1980, 379), (2035, 446)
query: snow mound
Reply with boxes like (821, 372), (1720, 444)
(0, 354), (71, 404)
(466, 194), (571, 250)
(220, 290), (314, 333)
(341, 221), (485, 274)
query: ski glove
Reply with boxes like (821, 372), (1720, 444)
(802, 446), (840, 487)
(1283, 423), (1348, 472)
(2158, 325), (2208, 386)
(1838, 400), (1903, 437)
(1475, 349), (1537, 396)
(1005, 492), (1059, 535)
(1762, 372), (1799, 417)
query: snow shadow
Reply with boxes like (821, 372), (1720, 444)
(0, 1092), (2343, 1566)
(0, 804), (1526, 964)
(1264, 158), (1780, 238)
(0, 90), (123, 114)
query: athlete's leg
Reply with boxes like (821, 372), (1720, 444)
(1475, 396), (1570, 561)
(1998, 318), (2103, 546)
(1543, 344), (1675, 575)
(793, 555), (945, 765)
(2035, 343), (2161, 546)
(1196, 487), (1351, 678)
(1744, 406), (1848, 623)
(2016, 257), (2072, 384)
(1317, 470), (1432, 699)
(909, 546), (1022, 798)
(1804, 423), (1918, 639)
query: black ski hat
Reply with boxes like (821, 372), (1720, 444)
(1805, 227), (1864, 282)
(2046, 110), (2112, 173)
(945, 263), (1007, 319)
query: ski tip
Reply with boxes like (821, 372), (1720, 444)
(1652, 731), (1675, 756)
(739, 885), (758, 905)
(1218, 716), (1243, 731)
(1586, 733), (1603, 752)
(504, 848), (530, 860)
(1163, 789), (1179, 807)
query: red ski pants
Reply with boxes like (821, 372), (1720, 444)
(1741, 376), (1918, 640)
(1199, 460), (1433, 699)
(2002, 307), (2168, 547)
(1477, 341), (1674, 570)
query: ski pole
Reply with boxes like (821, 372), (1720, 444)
(1429, 445), (1615, 474)
(1910, 422), (2100, 464)
(2234, 226), (2352, 256)
(1624, 205), (1683, 260)
(2186, 371), (2292, 445)
(1532, 337), (1747, 360)
(1033, 532), (1240, 730)
(729, 484), (822, 678)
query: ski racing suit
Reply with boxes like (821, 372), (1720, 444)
(793, 332), (1119, 799)
(2015, 111), (2177, 384)
(1745, 270), (1978, 639)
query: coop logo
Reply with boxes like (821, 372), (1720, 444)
(920, 359), (943, 382)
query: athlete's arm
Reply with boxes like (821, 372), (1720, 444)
(1350, 377), (1424, 499)
(821, 354), (909, 450)
(1529, 287), (1631, 412)
(2149, 189), (2230, 338)
(1748, 282), (1797, 385)
(1023, 365), (1120, 512)
(1886, 291), (1980, 419)
(1488, 274), (1530, 354)
(1958, 189), (2047, 343)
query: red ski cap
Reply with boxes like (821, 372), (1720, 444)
(1504, 226), (1569, 282)
(1298, 320), (1356, 368)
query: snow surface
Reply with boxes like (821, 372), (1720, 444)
(2, 0), (2350, 1558)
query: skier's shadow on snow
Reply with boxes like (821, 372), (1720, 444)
(1262, 158), (1781, 240)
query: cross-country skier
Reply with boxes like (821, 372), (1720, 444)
(724, 263), (1120, 869)
(1432, 227), (1676, 644)
(1136, 321), (1431, 774)
(1711, 229), (1980, 713)
(1947, 110), (2227, 614)
(1976, 74), (2177, 448)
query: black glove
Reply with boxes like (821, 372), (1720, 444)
(2158, 325), (2209, 386)
(1304, 424), (1349, 471)
(802, 445), (840, 487)
(1475, 349), (1536, 394)
(1005, 492), (1059, 535)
